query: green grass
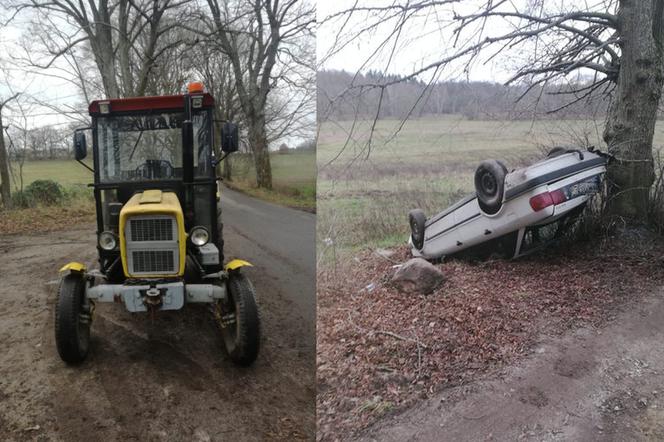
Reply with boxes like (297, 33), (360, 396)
(9, 152), (316, 211)
(10, 159), (94, 190)
(225, 150), (316, 211)
(317, 116), (664, 265)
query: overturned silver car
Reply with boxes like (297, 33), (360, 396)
(409, 147), (609, 260)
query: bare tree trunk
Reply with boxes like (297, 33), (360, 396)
(248, 120), (272, 190)
(214, 117), (233, 180)
(223, 155), (232, 181)
(0, 110), (11, 208)
(603, 0), (664, 222)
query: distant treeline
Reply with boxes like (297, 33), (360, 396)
(6, 125), (72, 161)
(317, 69), (611, 121)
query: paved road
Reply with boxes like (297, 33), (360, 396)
(360, 292), (664, 442)
(221, 186), (316, 340)
(0, 189), (316, 441)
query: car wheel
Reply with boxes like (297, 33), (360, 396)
(547, 147), (569, 158)
(408, 209), (426, 250)
(55, 274), (91, 364)
(474, 160), (507, 215)
(220, 272), (260, 366)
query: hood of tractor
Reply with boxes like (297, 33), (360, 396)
(119, 190), (186, 278)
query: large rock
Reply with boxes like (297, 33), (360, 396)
(391, 258), (444, 294)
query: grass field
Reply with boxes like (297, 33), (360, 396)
(10, 152), (316, 208)
(317, 116), (664, 264)
(225, 150), (316, 211)
(10, 159), (94, 189)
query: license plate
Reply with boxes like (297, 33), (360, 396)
(563, 176), (600, 199)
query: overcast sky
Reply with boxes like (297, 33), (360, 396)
(0, 8), (84, 130)
(317, 0), (523, 83)
(0, 0), (608, 132)
(0, 5), (314, 146)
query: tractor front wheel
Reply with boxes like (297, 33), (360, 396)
(55, 274), (91, 364)
(219, 272), (260, 366)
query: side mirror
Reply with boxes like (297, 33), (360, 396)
(73, 132), (87, 161)
(221, 122), (239, 153)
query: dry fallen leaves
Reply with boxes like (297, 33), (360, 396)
(316, 235), (664, 440)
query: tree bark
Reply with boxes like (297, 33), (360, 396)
(248, 119), (272, 189)
(223, 155), (232, 181)
(603, 0), (664, 222)
(214, 116), (233, 180)
(0, 110), (11, 208)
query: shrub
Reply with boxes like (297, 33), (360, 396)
(11, 190), (35, 208)
(24, 179), (64, 206)
(62, 184), (93, 202)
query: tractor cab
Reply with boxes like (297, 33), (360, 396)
(74, 83), (238, 281)
(55, 83), (260, 367)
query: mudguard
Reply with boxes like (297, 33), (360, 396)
(59, 262), (87, 275)
(225, 259), (253, 271)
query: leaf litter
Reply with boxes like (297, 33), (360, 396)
(316, 234), (664, 440)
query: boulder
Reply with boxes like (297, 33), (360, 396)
(374, 248), (396, 259)
(391, 258), (444, 294)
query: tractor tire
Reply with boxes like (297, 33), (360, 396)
(547, 147), (570, 158)
(409, 209), (427, 250)
(217, 206), (225, 265)
(221, 272), (260, 366)
(475, 160), (507, 215)
(55, 274), (91, 364)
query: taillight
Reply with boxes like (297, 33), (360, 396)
(550, 189), (566, 204)
(529, 189), (567, 211)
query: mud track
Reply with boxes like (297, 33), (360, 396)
(0, 188), (315, 441)
(360, 292), (664, 441)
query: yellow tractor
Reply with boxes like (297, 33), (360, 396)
(56, 82), (259, 366)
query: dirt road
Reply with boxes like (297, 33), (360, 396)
(0, 188), (315, 441)
(360, 291), (664, 441)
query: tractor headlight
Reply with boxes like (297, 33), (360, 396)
(190, 226), (209, 246)
(98, 231), (117, 251)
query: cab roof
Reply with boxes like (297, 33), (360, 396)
(88, 93), (215, 115)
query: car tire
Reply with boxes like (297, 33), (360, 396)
(55, 274), (91, 364)
(221, 272), (260, 366)
(409, 209), (427, 250)
(474, 160), (507, 215)
(547, 147), (569, 158)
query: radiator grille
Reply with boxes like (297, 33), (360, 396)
(124, 214), (179, 276)
(132, 250), (175, 273)
(130, 218), (174, 241)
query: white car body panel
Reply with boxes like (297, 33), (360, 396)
(411, 150), (607, 260)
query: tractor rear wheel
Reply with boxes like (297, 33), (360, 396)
(217, 206), (225, 265)
(220, 272), (260, 366)
(55, 274), (91, 364)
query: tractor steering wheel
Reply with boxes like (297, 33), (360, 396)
(134, 159), (174, 179)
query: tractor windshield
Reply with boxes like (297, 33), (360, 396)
(97, 111), (212, 183)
